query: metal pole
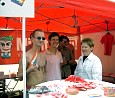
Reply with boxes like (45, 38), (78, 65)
(22, 17), (26, 98)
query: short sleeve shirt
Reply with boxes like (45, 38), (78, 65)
(44, 50), (63, 81)
(100, 34), (115, 56)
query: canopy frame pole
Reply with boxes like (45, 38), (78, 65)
(22, 17), (26, 98)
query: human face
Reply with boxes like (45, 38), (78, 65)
(0, 40), (12, 52)
(62, 38), (67, 47)
(49, 36), (59, 49)
(32, 31), (45, 47)
(81, 43), (93, 56)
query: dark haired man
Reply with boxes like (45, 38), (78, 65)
(58, 35), (74, 79)
(43, 32), (63, 81)
(66, 36), (77, 75)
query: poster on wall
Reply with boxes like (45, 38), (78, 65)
(0, 0), (34, 17)
(0, 31), (81, 64)
(0, 31), (19, 64)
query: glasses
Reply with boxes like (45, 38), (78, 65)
(35, 36), (45, 41)
(63, 41), (67, 43)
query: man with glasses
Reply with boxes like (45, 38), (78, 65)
(18, 29), (46, 95)
(58, 35), (74, 79)
(66, 36), (77, 75)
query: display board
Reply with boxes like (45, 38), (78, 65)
(0, 0), (34, 17)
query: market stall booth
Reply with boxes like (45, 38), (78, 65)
(0, 0), (115, 98)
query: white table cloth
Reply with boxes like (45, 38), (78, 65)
(29, 80), (115, 98)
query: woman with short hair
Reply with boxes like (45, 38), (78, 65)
(74, 38), (102, 80)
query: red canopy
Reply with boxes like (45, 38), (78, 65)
(0, 0), (115, 34)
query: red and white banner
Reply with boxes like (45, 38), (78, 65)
(0, 30), (81, 64)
